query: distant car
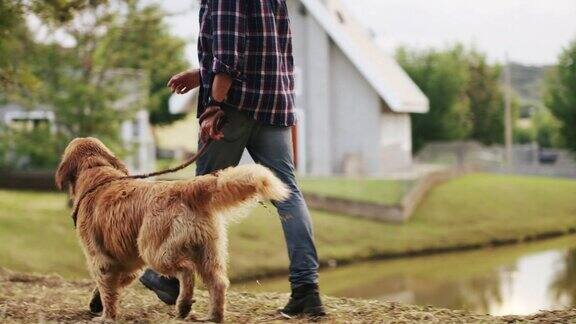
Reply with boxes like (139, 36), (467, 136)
(539, 149), (558, 164)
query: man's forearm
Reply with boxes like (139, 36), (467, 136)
(211, 73), (233, 102)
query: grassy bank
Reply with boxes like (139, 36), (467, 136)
(2, 270), (576, 323)
(1, 173), (576, 280)
(299, 178), (411, 204)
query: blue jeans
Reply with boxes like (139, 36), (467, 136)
(197, 105), (319, 288)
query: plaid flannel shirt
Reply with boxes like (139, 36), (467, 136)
(198, 0), (296, 126)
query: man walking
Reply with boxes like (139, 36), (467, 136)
(139, 0), (325, 318)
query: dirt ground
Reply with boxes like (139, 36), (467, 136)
(1, 269), (576, 323)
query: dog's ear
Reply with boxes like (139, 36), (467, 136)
(55, 138), (86, 190)
(100, 148), (129, 175)
(55, 153), (77, 190)
(55, 138), (87, 190)
(84, 137), (129, 175)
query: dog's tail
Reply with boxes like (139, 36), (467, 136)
(207, 164), (290, 216)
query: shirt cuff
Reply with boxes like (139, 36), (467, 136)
(212, 58), (245, 82)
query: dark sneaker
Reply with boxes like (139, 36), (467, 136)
(139, 269), (180, 305)
(280, 283), (326, 318)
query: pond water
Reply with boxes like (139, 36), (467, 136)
(233, 236), (576, 316)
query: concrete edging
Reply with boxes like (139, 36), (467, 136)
(303, 167), (475, 223)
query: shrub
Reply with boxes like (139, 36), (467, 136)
(0, 124), (62, 170)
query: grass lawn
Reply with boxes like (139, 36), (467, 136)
(298, 178), (412, 205)
(1, 173), (576, 280)
(159, 169), (412, 205)
(155, 144), (412, 204)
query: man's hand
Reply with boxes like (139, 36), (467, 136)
(167, 69), (201, 94)
(197, 73), (232, 143)
(199, 106), (226, 143)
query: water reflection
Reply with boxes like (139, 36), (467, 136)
(234, 236), (576, 315)
(550, 249), (576, 310)
(489, 250), (568, 315)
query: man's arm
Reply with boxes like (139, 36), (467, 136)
(209, 0), (248, 99)
(167, 69), (200, 94)
(211, 73), (233, 102)
(199, 0), (248, 141)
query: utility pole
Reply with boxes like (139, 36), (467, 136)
(504, 55), (513, 168)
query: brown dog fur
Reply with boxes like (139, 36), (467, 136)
(55, 137), (289, 322)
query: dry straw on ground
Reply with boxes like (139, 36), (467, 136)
(1, 269), (575, 323)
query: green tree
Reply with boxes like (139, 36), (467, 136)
(95, 2), (189, 125)
(0, 0), (99, 95)
(532, 107), (563, 148)
(9, 124), (62, 170)
(0, 1), (39, 101)
(0, 0), (189, 169)
(544, 39), (576, 152)
(1, 1), (131, 168)
(41, 0), (189, 135)
(36, 2), (134, 143)
(396, 45), (471, 151)
(466, 51), (504, 145)
(3, 0), (188, 129)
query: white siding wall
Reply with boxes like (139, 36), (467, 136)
(289, 1), (333, 176)
(304, 10), (333, 175)
(330, 46), (382, 175)
(288, 2), (309, 175)
(380, 111), (413, 172)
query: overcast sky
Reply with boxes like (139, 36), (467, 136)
(161, 0), (576, 66)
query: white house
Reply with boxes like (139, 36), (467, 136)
(289, 0), (429, 175)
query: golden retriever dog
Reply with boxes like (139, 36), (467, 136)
(55, 137), (289, 322)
